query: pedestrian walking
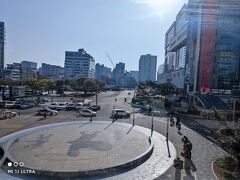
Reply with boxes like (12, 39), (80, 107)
(176, 117), (181, 134)
(176, 122), (182, 134)
(44, 112), (47, 119)
(181, 136), (193, 169)
(124, 98), (127, 103)
(115, 98), (117, 102)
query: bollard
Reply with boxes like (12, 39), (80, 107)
(90, 113), (93, 122)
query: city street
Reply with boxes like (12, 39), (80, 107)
(0, 90), (225, 179)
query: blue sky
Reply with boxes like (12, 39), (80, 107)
(0, 0), (187, 70)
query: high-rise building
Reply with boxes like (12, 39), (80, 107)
(123, 71), (137, 88)
(4, 63), (21, 81)
(185, 0), (240, 94)
(112, 62), (125, 86)
(129, 71), (139, 82)
(64, 49), (95, 80)
(95, 63), (111, 81)
(0, 22), (6, 79)
(138, 54), (157, 82)
(157, 64), (164, 75)
(21, 61), (37, 80)
(40, 63), (64, 80)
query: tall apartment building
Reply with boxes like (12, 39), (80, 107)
(41, 63), (64, 80)
(138, 54), (157, 82)
(0, 22), (6, 79)
(64, 49), (95, 80)
(21, 61), (37, 80)
(95, 63), (111, 81)
(112, 62), (125, 86)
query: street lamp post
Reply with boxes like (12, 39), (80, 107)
(233, 98), (236, 129)
(96, 90), (98, 106)
(133, 108), (135, 126)
(151, 112), (154, 137)
(166, 117), (169, 142)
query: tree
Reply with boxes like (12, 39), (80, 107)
(26, 78), (40, 94)
(83, 79), (97, 93)
(55, 80), (64, 95)
(233, 128), (240, 171)
(97, 80), (106, 90)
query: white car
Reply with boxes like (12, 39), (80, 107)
(111, 109), (131, 119)
(48, 102), (59, 110)
(80, 109), (96, 117)
(75, 102), (84, 110)
(56, 102), (68, 111)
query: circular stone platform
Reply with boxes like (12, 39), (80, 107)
(7, 121), (153, 177)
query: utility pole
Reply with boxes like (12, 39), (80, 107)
(96, 90), (98, 106)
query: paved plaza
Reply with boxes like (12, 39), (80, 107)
(9, 122), (151, 172)
(0, 121), (175, 179)
(0, 90), (226, 179)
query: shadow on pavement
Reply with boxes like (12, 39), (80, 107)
(104, 122), (113, 130)
(78, 122), (90, 128)
(126, 125), (134, 134)
(174, 157), (183, 180)
(166, 140), (171, 158)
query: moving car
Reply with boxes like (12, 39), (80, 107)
(79, 109), (96, 117)
(36, 108), (58, 116)
(88, 105), (101, 111)
(110, 109), (131, 119)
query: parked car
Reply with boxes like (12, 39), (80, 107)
(5, 102), (16, 109)
(66, 103), (76, 111)
(110, 109), (131, 119)
(88, 105), (101, 111)
(131, 102), (141, 108)
(141, 104), (153, 112)
(19, 103), (34, 109)
(79, 109), (96, 117)
(75, 102), (84, 110)
(36, 108), (58, 116)
(83, 99), (92, 107)
(56, 102), (68, 111)
(48, 102), (59, 110)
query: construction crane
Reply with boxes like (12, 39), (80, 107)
(105, 52), (115, 68)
